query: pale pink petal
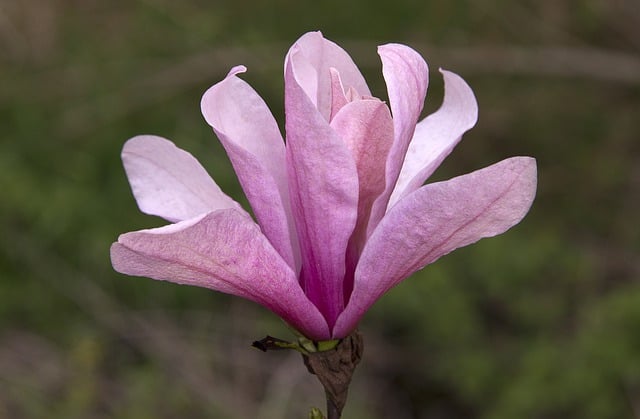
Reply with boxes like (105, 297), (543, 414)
(122, 135), (241, 223)
(334, 157), (537, 337)
(285, 31), (371, 121)
(201, 66), (298, 269)
(367, 44), (429, 235)
(389, 69), (478, 207)
(285, 50), (359, 327)
(110, 210), (330, 340)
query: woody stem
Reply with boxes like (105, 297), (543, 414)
(326, 393), (341, 419)
(302, 331), (364, 419)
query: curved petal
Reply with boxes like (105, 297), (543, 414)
(110, 210), (330, 340)
(285, 31), (371, 121)
(201, 66), (298, 269)
(334, 157), (537, 337)
(122, 135), (241, 223)
(367, 44), (429, 235)
(330, 98), (394, 224)
(285, 49), (359, 327)
(389, 69), (478, 207)
(330, 98), (394, 300)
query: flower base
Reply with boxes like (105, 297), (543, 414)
(253, 331), (363, 419)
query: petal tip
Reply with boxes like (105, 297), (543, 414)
(227, 65), (247, 77)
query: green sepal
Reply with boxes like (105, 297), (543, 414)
(308, 407), (325, 419)
(316, 339), (340, 352)
(253, 327), (342, 355)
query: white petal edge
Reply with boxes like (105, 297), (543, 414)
(389, 69), (478, 208)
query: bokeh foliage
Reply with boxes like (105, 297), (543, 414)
(1, 0), (639, 417)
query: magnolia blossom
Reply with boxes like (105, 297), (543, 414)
(110, 32), (537, 341)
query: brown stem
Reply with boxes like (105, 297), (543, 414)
(302, 331), (364, 418)
(326, 394), (341, 419)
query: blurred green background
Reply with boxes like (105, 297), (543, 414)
(1, 0), (639, 418)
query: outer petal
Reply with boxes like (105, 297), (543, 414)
(334, 157), (537, 337)
(122, 135), (241, 223)
(367, 44), (429, 235)
(201, 66), (298, 269)
(110, 210), (330, 340)
(285, 48), (359, 327)
(285, 31), (371, 121)
(389, 69), (478, 207)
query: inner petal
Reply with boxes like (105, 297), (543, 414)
(329, 68), (349, 121)
(329, 98), (395, 302)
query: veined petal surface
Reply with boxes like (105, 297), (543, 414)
(334, 157), (537, 337)
(110, 209), (330, 340)
(285, 49), (359, 327)
(368, 44), (429, 234)
(201, 66), (298, 269)
(330, 98), (394, 232)
(113, 32), (539, 342)
(389, 69), (478, 207)
(122, 135), (240, 223)
(286, 31), (371, 121)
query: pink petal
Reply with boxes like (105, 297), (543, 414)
(201, 66), (298, 269)
(334, 157), (537, 337)
(285, 49), (359, 327)
(122, 135), (240, 223)
(330, 98), (395, 299)
(367, 43), (429, 235)
(389, 69), (478, 207)
(285, 31), (371, 121)
(329, 68), (349, 120)
(110, 210), (330, 340)
(331, 99), (394, 228)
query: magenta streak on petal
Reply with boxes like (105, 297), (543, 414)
(111, 209), (331, 340)
(284, 49), (359, 328)
(333, 157), (537, 338)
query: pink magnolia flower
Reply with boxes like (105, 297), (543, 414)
(110, 32), (537, 341)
